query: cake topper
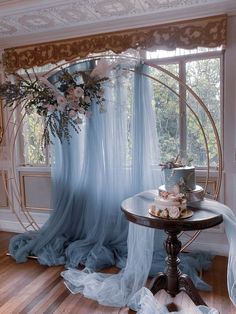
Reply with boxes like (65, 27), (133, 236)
(159, 154), (193, 170)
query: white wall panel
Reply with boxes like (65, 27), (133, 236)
(19, 172), (51, 211)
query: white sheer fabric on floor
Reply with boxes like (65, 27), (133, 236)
(129, 287), (219, 313)
(62, 222), (155, 307)
(62, 198), (236, 313)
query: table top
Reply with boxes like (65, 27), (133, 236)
(121, 191), (223, 232)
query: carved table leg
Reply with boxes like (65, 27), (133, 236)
(151, 229), (207, 306)
(150, 272), (167, 295)
(164, 230), (182, 297)
(179, 274), (207, 306)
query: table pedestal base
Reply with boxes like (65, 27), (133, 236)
(150, 230), (207, 306)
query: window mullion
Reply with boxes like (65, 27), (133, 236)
(179, 60), (187, 160)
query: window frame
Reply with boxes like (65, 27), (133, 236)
(144, 49), (224, 170)
(19, 50), (224, 169)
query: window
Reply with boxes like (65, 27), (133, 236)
(22, 48), (223, 168)
(23, 111), (48, 165)
(146, 47), (223, 167)
(18, 64), (58, 167)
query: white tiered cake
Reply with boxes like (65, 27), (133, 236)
(149, 158), (204, 219)
(164, 166), (195, 193)
(159, 159), (204, 203)
(151, 191), (187, 219)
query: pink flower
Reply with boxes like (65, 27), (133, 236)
(67, 87), (74, 95)
(48, 105), (55, 112)
(85, 111), (93, 118)
(160, 191), (169, 199)
(74, 87), (84, 98)
(90, 59), (111, 79)
(57, 96), (67, 106)
(84, 96), (91, 104)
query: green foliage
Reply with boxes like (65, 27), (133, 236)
(151, 58), (221, 167)
(186, 58), (220, 166)
(151, 64), (180, 162)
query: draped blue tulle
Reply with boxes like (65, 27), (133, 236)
(9, 62), (163, 269)
(9, 60), (235, 313)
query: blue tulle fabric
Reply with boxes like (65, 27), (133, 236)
(8, 61), (236, 313)
(9, 62), (163, 269)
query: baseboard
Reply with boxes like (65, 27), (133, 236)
(0, 219), (44, 233)
(0, 220), (25, 233)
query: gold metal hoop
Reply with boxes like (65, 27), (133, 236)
(1, 54), (222, 249)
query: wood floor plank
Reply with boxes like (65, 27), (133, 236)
(0, 232), (235, 313)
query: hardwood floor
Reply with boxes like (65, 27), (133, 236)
(0, 232), (235, 314)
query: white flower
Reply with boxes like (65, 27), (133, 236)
(75, 117), (83, 124)
(169, 207), (180, 219)
(69, 110), (77, 118)
(74, 87), (84, 98)
(78, 107), (85, 114)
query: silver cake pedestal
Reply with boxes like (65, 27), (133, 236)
(158, 185), (205, 204)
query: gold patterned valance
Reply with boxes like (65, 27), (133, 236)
(2, 14), (227, 73)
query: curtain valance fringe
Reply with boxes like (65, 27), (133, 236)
(2, 14), (227, 73)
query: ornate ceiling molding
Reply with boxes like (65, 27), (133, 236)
(2, 14), (227, 73)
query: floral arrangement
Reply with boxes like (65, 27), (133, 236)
(0, 59), (111, 147)
(159, 154), (192, 169)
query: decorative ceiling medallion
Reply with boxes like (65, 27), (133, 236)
(2, 15), (227, 73)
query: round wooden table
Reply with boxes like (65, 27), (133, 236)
(121, 192), (223, 306)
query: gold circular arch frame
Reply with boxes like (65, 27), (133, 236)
(1, 54), (223, 250)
